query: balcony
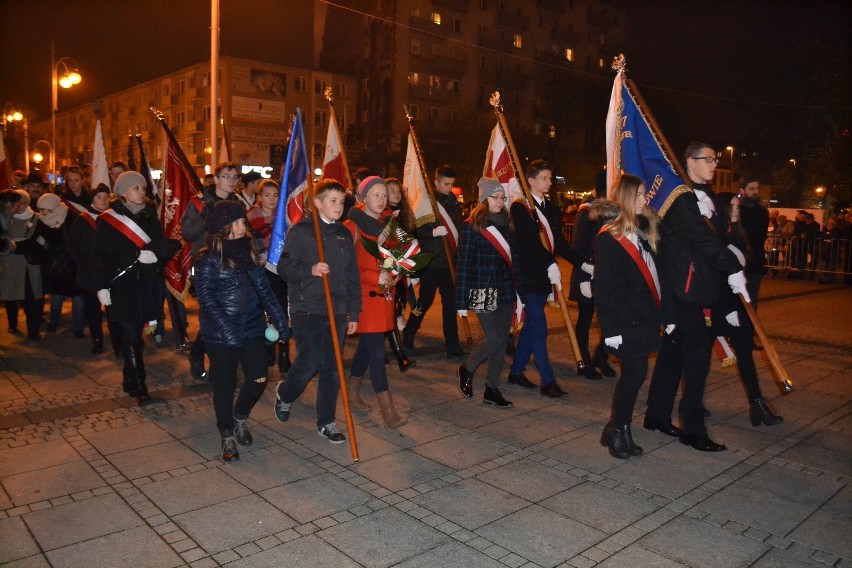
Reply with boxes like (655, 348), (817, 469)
(185, 86), (205, 100)
(478, 33), (513, 54)
(409, 16), (452, 38)
(408, 84), (450, 103)
(497, 10), (529, 31)
(536, 0), (566, 13)
(430, 56), (468, 76)
(552, 25), (579, 44)
(432, 0), (469, 11)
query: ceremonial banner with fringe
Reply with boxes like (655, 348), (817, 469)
(483, 124), (523, 205)
(402, 132), (435, 228)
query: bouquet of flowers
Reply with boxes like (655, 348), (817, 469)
(361, 218), (433, 295)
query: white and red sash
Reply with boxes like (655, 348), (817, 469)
(100, 209), (152, 250)
(609, 231), (661, 308)
(436, 201), (459, 252)
(80, 211), (98, 230)
(482, 225), (524, 326)
(529, 198), (555, 253)
(64, 200), (88, 215)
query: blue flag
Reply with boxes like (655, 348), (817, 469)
(606, 69), (688, 216)
(266, 109), (309, 272)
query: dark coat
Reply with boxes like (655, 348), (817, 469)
(194, 250), (288, 348)
(657, 185), (742, 306)
(413, 191), (463, 270)
(91, 200), (177, 323)
(455, 215), (525, 311)
(25, 213), (81, 297)
(278, 216), (361, 321)
(510, 196), (583, 296)
(739, 199), (769, 273)
(593, 229), (664, 356)
(66, 212), (100, 291)
(568, 199), (603, 304)
(180, 186), (242, 255)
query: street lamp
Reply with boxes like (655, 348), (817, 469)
(726, 145), (735, 171)
(31, 140), (52, 170)
(52, 41), (82, 187)
(2, 104), (29, 173)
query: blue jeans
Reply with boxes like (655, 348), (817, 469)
(510, 293), (555, 385)
(276, 313), (347, 427)
(50, 294), (84, 332)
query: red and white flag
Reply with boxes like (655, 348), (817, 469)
(0, 130), (9, 191)
(483, 124), (523, 206)
(321, 111), (350, 190)
(91, 120), (110, 189)
(403, 132), (435, 228)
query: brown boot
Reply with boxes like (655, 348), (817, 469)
(348, 374), (372, 412)
(376, 390), (408, 429)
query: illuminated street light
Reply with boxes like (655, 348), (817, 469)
(52, 41), (83, 186)
(2, 104), (30, 172)
(726, 145), (735, 171)
(31, 139), (52, 169)
(32, 152), (44, 163)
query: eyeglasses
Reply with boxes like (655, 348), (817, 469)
(690, 156), (718, 165)
(488, 194), (507, 201)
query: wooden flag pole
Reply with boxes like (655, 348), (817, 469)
(489, 92), (585, 369)
(403, 106), (474, 344)
(306, 175), (360, 461)
(614, 55), (793, 393)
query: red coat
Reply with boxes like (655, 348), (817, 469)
(345, 208), (394, 333)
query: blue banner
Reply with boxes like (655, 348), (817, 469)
(266, 109), (309, 272)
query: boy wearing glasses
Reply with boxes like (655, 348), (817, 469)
(643, 142), (747, 452)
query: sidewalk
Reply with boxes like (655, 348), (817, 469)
(1, 278), (850, 568)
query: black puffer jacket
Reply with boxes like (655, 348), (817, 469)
(194, 246), (287, 348)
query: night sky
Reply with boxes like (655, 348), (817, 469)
(1, 0), (849, 166)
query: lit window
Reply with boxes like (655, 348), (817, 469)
(431, 11), (441, 25)
(565, 48), (574, 61)
(408, 72), (420, 86)
(430, 75), (441, 89)
(447, 80), (460, 95)
(599, 58), (605, 68)
(513, 34), (523, 48)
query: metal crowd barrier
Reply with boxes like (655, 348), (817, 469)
(764, 235), (851, 281)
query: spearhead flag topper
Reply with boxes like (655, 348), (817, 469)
(483, 124), (524, 206)
(266, 109), (309, 272)
(606, 56), (689, 217)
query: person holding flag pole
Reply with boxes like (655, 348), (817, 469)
(269, 110), (361, 461)
(400, 107), (470, 357)
(488, 92), (590, 398)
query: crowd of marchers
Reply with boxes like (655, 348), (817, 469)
(1, 145), (799, 461)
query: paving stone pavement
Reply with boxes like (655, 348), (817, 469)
(0, 277), (849, 568)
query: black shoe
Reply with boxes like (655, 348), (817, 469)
(233, 416), (253, 446)
(749, 396), (783, 426)
(507, 372), (536, 389)
(600, 424), (631, 459)
(278, 343), (291, 372)
(577, 363), (602, 381)
(189, 354), (208, 382)
(92, 339), (104, 355)
(457, 365), (473, 399)
(8, 328), (21, 336)
(593, 346), (617, 378)
(318, 422), (346, 444)
(273, 381), (291, 422)
(643, 417), (683, 437)
(220, 430), (240, 461)
(447, 346), (467, 358)
(624, 424), (643, 456)
(483, 385), (513, 408)
(137, 392), (155, 407)
(680, 433), (726, 452)
(540, 382), (564, 398)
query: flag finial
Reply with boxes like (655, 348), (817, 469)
(611, 54), (626, 73)
(489, 91), (502, 113)
(324, 86), (333, 104)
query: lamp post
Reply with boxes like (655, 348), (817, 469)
(52, 41), (82, 187)
(31, 139), (53, 171)
(2, 105), (29, 173)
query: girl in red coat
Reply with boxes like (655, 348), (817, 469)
(344, 177), (408, 428)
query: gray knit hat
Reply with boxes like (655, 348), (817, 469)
(477, 177), (503, 203)
(113, 171), (146, 197)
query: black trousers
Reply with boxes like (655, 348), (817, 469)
(404, 265), (460, 350)
(611, 354), (649, 425)
(206, 337), (268, 432)
(81, 290), (104, 341)
(351, 332), (389, 393)
(645, 299), (713, 436)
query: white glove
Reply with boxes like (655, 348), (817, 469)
(457, 310), (468, 318)
(727, 271), (751, 303)
(665, 324), (676, 335)
(579, 281), (592, 298)
(36, 236), (47, 247)
(725, 311), (740, 327)
(581, 263), (594, 277)
(138, 250), (158, 264)
(604, 335), (623, 349)
(727, 244), (746, 267)
(514, 294), (523, 322)
(97, 289), (112, 306)
(546, 263), (562, 290)
(432, 226), (448, 237)
(408, 277), (420, 287)
(694, 189), (716, 219)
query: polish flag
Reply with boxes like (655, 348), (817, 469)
(482, 124), (523, 206)
(322, 111), (351, 191)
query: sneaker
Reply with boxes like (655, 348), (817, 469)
(318, 422), (346, 444)
(221, 432), (240, 462)
(233, 416), (253, 446)
(273, 381), (292, 422)
(483, 385), (513, 408)
(7, 328), (21, 336)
